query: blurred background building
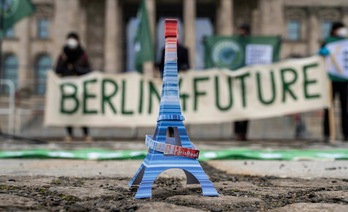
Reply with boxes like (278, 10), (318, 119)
(1, 0), (348, 139)
(3, 0), (348, 93)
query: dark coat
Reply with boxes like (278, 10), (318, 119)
(55, 46), (91, 77)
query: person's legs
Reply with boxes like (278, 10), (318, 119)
(82, 127), (92, 142)
(323, 108), (330, 138)
(323, 82), (338, 140)
(65, 126), (73, 142)
(338, 82), (348, 140)
(240, 121), (249, 134)
(234, 121), (248, 141)
(66, 126), (73, 136)
(234, 121), (241, 139)
(82, 127), (89, 136)
(234, 121), (241, 134)
(240, 120), (248, 140)
(295, 114), (307, 138)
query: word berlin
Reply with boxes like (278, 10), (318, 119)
(45, 56), (329, 127)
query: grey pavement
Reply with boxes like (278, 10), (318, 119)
(0, 159), (180, 178)
(1, 159), (348, 179)
(207, 160), (348, 179)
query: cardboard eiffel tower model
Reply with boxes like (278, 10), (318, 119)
(129, 19), (219, 199)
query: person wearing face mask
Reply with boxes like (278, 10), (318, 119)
(320, 22), (348, 142)
(55, 32), (92, 142)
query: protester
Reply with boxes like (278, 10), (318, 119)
(55, 32), (93, 142)
(234, 24), (251, 141)
(320, 22), (348, 141)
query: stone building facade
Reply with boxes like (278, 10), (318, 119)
(2, 0), (348, 94)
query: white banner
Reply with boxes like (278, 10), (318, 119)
(44, 56), (329, 127)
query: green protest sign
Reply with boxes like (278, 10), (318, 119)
(204, 35), (281, 70)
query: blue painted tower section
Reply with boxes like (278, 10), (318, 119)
(128, 19), (218, 199)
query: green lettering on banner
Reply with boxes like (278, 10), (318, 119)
(179, 78), (189, 112)
(193, 77), (209, 111)
(215, 76), (233, 111)
(303, 63), (320, 99)
(235, 73), (250, 108)
(83, 79), (98, 114)
(178, 77), (183, 87)
(60, 83), (79, 114)
(148, 81), (160, 114)
(256, 72), (276, 105)
(101, 79), (118, 114)
(280, 68), (298, 102)
(138, 80), (144, 113)
(121, 80), (133, 115)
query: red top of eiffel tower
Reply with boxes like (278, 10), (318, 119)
(165, 19), (178, 38)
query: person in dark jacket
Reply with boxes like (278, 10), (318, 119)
(55, 32), (92, 142)
(56, 33), (91, 77)
(320, 22), (348, 141)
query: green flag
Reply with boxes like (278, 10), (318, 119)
(204, 36), (281, 70)
(0, 0), (35, 32)
(134, 0), (154, 73)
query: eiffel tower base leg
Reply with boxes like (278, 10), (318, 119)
(129, 161), (219, 199)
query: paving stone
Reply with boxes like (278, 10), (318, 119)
(215, 180), (308, 198)
(214, 181), (261, 195)
(270, 203), (348, 212)
(214, 181), (258, 191)
(48, 186), (116, 199)
(0, 176), (54, 187)
(270, 178), (348, 188)
(244, 188), (293, 198)
(82, 178), (131, 190)
(166, 195), (263, 211)
(137, 202), (205, 212)
(207, 160), (348, 179)
(314, 191), (348, 202)
(0, 194), (39, 208)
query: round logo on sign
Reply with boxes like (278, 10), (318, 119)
(0, 0), (20, 18)
(211, 40), (243, 70)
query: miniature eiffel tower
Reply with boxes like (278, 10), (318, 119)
(128, 19), (218, 199)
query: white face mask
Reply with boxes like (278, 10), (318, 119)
(66, 38), (78, 49)
(336, 27), (348, 37)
